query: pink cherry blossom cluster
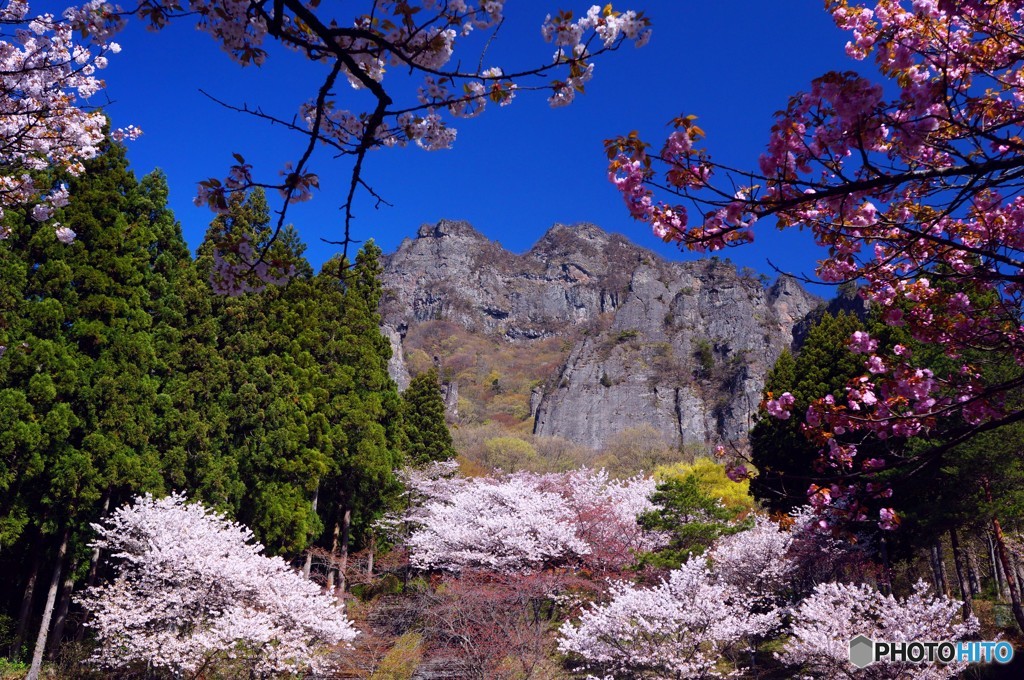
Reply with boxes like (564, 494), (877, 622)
(208, 232), (296, 296)
(610, 0), (1024, 526)
(534, 467), (665, 571)
(80, 493), (357, 676)
(400, 464), (662, 573)
(765, 391), (795, 420)
(0, 1), (129, 243)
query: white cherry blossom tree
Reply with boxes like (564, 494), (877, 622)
(402, 465), (662, 574)
(407, 473), (591, 573)
(780, 580), (979, 680)
(708, 513), (795, 610)
(79, 493), (357, 677)
(557, 557), (779, 679)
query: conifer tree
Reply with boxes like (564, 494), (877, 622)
(0, 138), (170, 667)
(198, 189), (329, 555)
(636, 474), (738, 570)
(312, 244), (405, 591)
(750, 312), (867, 513)
(403, 367), (456, 466)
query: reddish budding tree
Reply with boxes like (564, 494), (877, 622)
(423, 570), (569, 680)
(608, 0), (1024, 530)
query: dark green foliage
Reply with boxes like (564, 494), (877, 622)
(636, 474), (738, 569)
(0, 139), (167, 537)
(750, 312), (867, 513)
(403, 368), (456, 466)
(0, 153), (410, 659)
(312, 244), (406, 560)
(0, 139), (180, 660)
(192, 189), (330, 554)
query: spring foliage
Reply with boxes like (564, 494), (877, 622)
(559, 513), (975, 679)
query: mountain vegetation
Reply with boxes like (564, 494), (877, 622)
(4, 135), (1024, 679)
(8, 0), (1024, 678)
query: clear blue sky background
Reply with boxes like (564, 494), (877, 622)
(92, 1), (861, 288)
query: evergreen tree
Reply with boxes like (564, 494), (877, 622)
(311, 244), (405, 591)
(0, 138), (170, 662)
(750, 312), (867, 513)
(403, 367), (456, 466)
(198, 189), (329, 555)
(636, 474), (738, 570)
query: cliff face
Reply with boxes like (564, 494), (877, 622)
(380, 220), (641, 339)
(380, 220), (820, 449)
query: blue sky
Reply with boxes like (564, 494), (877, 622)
(94, 1), (860, 288)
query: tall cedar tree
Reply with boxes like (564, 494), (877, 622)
(313, 245), (406, 591)
(139, 170), (235, 510)
(403, 367), (456, 466)
(198, 189), (328, 555)
(0, 139), (171, 661)
(750, 312), (868, 514)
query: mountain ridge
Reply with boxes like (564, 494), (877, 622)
(380, 219), (822, 450)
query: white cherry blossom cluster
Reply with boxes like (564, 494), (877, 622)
(0, 1), (128, 242)
(535, 467), (664, 571)
(708, 513), (795, 609)
(407, 473), (591, 572)
(559, 512), (977, 678)
(80, 493), (357, 676)
(541, 5), (651, 49)
(558, 557), (779, 679)
(780, 580), (979, 679)
(187, 0), (270, 65)
(402, 465), (662, 573)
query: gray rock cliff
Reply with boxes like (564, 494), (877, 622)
(380, 220), (820, 449)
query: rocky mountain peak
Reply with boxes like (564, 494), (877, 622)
(415, 218), (489, 241)
(381, 219), (822, 449)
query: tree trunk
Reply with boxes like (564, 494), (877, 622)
(1013, 551), (1024, 606)
(46, 571), (75, 659)
(338, 505), (352, 595)
(27, 526), (70, 680)
(966, 540), (983, 597)
(930, 539), (951, 597)
(11, 542), (42, 659)
(326, 518), (340, 593)
(302, 485), (319, 579)
(367, 533), (375, 578)
(949, 528), (974, 621)
(989, 532), (1008, 600)
(990, 515), (1024, 631)
(879, 537), (893, 596)
(84, 490), (110, 591)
